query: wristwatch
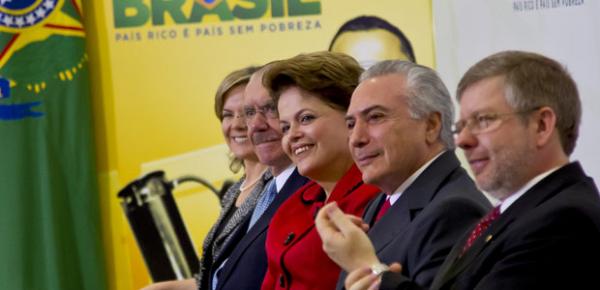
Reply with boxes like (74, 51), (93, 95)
(370, 263), (390, 277)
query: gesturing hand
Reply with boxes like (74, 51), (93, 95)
(345, 263), (402, 290)
(315, 202), (379, 272)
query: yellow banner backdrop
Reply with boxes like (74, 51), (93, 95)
(84, 1), (434, 289)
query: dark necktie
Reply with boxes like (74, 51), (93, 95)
(374, 196), (391, 222)
(460, 205), (501, 256)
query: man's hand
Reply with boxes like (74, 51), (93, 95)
(140, 278), (196, 290)
(345, 264), (402, 290)
(315, 202), (379, 272)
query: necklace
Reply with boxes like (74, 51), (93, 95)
(239, 169), (267, 192)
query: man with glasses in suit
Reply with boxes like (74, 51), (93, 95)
(319, 51), (600, 290)
(205, 65), (309, 290)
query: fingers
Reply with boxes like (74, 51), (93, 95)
(317, 203), (368, 235)
(140, 279), (196, 290)
(315, 202), (339, 237)
(316, 202), (378, 272)
(388, 262), (402, 273)
(368, 279), (382, 290)
(346, 267), (371, 289)
(347, 214), (370, 232)
(322, 202), (362, 234)
(346, 267), (380, 290)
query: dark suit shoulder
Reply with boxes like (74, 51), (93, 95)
(404, 190), (490, 286)
(500, 165), (600, 238)
(444, 164), (600, 290)
(213, 169), (309, 290)
(423, 158), (488, 209)
(464, 204), (600, 290)
(503, 180), (600, 238)
(381, 156), (490, 287)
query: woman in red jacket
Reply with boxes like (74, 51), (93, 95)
(259, 51), (380, 290)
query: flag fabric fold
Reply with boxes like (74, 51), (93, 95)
(1, 1), (107, 289)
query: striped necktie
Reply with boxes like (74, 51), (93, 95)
(247, 179), (277, 230)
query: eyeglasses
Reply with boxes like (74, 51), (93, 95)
(221, 110), (245, 121)
(244, 102), (279, 121)
(452, 107), (539, 135)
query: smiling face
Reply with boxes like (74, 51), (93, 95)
(346, 74), (431, 193)
(221, 85), (256, 161)
(455, 76), (536, 200)
(278, 86), (352, 182)
(244, 72), (291, 174)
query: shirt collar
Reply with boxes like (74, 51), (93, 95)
(499, 165), (563, 213)
(388, 150), (446, 205)
(274, 165), (295, 192)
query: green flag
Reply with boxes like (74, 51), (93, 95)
(0, 1), (107, 289)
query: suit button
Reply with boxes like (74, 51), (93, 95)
(283, 232), (295, 245)
(279, 275), (286, 287)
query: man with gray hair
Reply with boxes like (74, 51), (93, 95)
(322, 51), (600, 290)
(315, 60), (491, 289)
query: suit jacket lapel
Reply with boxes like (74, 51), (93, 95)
(433, 162), (589, 289)
(363, 194), (385, 226)
(368, 151), (462, 254)
(429, 228), (472, 289)
(214, 172), (273, 248)
(214, 169), (308, 288)
(204, 180), (241, 258)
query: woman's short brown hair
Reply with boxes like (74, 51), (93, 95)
(214, 66), (260, 121)
(263, 51), (363, 111)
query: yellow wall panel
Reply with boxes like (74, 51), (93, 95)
(84, 1), (434, 289)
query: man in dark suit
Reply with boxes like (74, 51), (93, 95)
(315, 60), (491, 290)
(335, 51), (600, 290)
(204, 66), (309, 290)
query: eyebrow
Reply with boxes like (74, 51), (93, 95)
(261, 100), (276, 106)
(279, 106), (307, 123)
(294, 108), (312, 119)
(461, 108), (495, 119)
(244, 99), (275, 108)
(345, 104), (388, 120)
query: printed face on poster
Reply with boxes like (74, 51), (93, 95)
(106, 0), (435, 182)
(102, 1), (435, 287)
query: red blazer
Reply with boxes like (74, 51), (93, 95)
(261, 164), (380, 290)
